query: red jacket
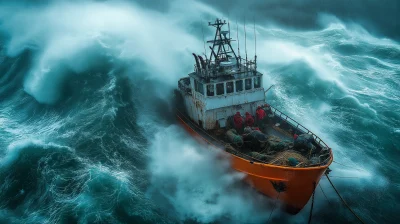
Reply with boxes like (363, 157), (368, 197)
(233, 114), (244, 129)
(245, 113), (254, 127)
(256, 108), (266, 120)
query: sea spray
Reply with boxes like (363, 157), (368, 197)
(0, 0), (398, 223)
(147, 125), (273, 223)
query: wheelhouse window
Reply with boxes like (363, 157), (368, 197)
(254, 76), (261, 88)
(207, 84), (215, 96)
(226, 81), (233, 94)
(216, 83), (224, 95)
(235, 80), (243, 92)
(194, 80), (204, 95)
(245, 78), (252, 90)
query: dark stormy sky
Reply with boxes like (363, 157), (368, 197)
(0, 0), (400, 41)
(1, 0), (399, 40)
(135, 0), (400, 41)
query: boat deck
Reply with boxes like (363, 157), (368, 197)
(264, 125), (292, 141)
(176, 107), (332, 168)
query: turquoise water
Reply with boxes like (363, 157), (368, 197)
(0, 1), (399, 223)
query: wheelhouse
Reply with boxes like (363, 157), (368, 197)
(177, 19), (265, 130)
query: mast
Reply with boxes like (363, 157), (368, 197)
(188, 18), (262, 78)
(207, 18), (238, 66)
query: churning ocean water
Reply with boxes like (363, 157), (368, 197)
(0, 0), (399, 223)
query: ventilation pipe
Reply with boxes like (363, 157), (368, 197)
(198, 55), (206, 70)
(192, 53), (201, 71)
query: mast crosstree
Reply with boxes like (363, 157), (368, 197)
(191, 18), (258, 79)
(207, 19), (238, 66)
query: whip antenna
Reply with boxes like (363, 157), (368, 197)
(244, 18), (248, 68)
(202, 24), (207, 58)
(228, 20), (230, 40)
(254, 17), (257, 70)
(236, 20), (240, 67)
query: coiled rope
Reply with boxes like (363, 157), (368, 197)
(325, 173), (365, 224)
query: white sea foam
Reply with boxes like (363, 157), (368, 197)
(0, 1), (398, 223)
(0, 139), (73, 169)
(148, 125), (274, 223)
(0, 0), (212, 104)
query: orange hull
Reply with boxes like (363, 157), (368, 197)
(177, 114), (333, 214)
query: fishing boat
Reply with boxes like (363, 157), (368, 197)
(174, 19), (333, 214)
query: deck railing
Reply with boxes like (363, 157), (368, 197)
(177, 103), (332, 166)
(268, 105), (331, 151)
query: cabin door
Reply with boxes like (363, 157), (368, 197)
(216, 111), (226, 128)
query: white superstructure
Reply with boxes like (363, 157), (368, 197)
(177, 19), (265, 130)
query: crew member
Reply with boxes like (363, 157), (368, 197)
(256, 106), (266, 128)
(245, 112), (254, 127)
(233, 112), (244, 133)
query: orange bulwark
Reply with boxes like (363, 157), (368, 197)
(232, 155), (331, 213)
(176, 107), (333, 214)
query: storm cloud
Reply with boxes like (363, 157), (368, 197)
(135, 0), (400, 41)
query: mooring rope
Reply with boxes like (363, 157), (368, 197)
(308, 182), (316, 224)
(323, 176), (360, 179)
(267, 193), (280, 223)
(319, 184), (333, 206)
(325, 174), (365, 224)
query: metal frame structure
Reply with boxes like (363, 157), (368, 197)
(207, 19), (239, 65)
(179, 18), (264, 130)
(190, 18), (258, 81)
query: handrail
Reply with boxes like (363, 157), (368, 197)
(267, 105), (333, 166)
(176, 105), (332, 166)
(267, 105), (331, 150)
